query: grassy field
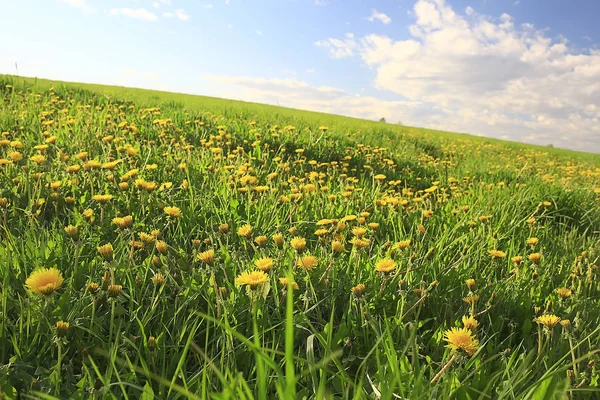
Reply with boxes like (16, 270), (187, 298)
(0, 74), (599, 399)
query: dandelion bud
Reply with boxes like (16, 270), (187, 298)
(465, 279), (475, 291)
(97, 243), (113, 261)
(218, 223), (229, 233)
(351, 283), (366, 296)
(107, 284), (122, 298)
(156, 241), (168, 254)
(152, 255), (161, 267)
(148, 336), (157, 349)
(56, 321), (69, 337)
(272, 233), (284, 248)
(64, 225), (79, 240)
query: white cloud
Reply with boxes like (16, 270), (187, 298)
(204, 4), (214, 9)
(152, 2), (160, 8)
(175, 8), (191, 20)
(163, 12), (173, 18)
(313, 0), (600, 151)
(203, 75), (425, 125)
(109, 8), (158, 21)
(314, 33), (357, 59)
(307, 68), (316, 73)
(256, 29), (263, 36)
(367, 9), (392, 25)
(57, 0), (96, 14)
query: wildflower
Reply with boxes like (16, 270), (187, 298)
(92, 194), (113, 204)
(463, 295), (480, 305)
(237, 224), (253, 238)
(526, 237), (539, 246)
(465, 279), (475, 291)
(107, 284), (123, 298)
(375, 258), (397, 273)
(272, 233), (284, 248)
(97, 243), (114, 261)
(297, 255), (318, 270)
(536, 314), (561, 328)
(374, 174), (386, 181)
(56, 321), (69, 337)
(350, 237), (370, 249)
(352, 227), (367, 237)
(279, 277), (299, 290)
(112, 216), (133, 229)
(489, 250), (506, 259)
(197, 249), (215, 265)
(394, 240), (411, 251)
(331, 240), (345, 254)
(254, 257), (274, 272)
(528, 253), (541, 264)
(352, 283), (366, 296)
(556, 288), (572, 299)
(64, 225), (79, 240)
(462, 316), (479, 330)
(235, 270), (269, 289)
(254, 235), (267, 247)
(560, 319), (571, 328)
(148, 336), (157, 349)
(156, 241), (168, 254)
(290, 236), (306, 252)
(152, 273), (165, 286)
(443, 327), (479, 356)
(164, 206), (182, 218)
(511, 256), (523, 265)
(25, 268), (64, 295)
(218, 223), (229, 233)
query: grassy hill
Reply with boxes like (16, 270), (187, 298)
(0, 74), (599, 398)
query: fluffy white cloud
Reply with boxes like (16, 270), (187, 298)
(314, 33), (357, 59)
(109, 8), (157, 21)
(315, 0), (600, 151)
(57, 0), (96, 14)
(175, 9), (191, 21)
(203, 75), (428, 125)
(367, 9), (391, 25)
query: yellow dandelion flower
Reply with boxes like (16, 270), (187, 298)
(489, 250), (506, 259)
(237, 224), (253, 237)
(375, 258), (397, 273)
(97, 243), (114, 261)
(443, 327), (479, 356)
(197, 249), (215, 265)
(254, 257), (274, 272)
(352, 227), (367, 237)
(25, 267), (64, 295)
(528, 253), (541, 264)
(164, 206), (182, 218)
(236, 270), (269, 289)
(462, 315), (479, 330)
(297, 255), (318, 270)
(290, 236), (306, 252)
(556, 288), (572, 299)
(536, 314), (561, 328)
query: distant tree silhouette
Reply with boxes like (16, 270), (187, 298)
(378, 117), (386, 123)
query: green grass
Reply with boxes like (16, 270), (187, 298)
(0, 74), (599, 399)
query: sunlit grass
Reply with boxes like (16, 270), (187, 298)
(0, 75), (599, 398)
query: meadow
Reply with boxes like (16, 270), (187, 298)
(0, 75), (599, 399)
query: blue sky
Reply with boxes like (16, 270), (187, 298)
(1, 0), (599, 152)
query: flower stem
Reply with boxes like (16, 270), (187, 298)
(431, 354), (457, 384)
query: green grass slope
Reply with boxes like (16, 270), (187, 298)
(0, 75), (598, 399)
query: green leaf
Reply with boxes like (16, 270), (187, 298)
(140, 381), (155, 400)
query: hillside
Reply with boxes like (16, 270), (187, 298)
(0, 75), (599, 398)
